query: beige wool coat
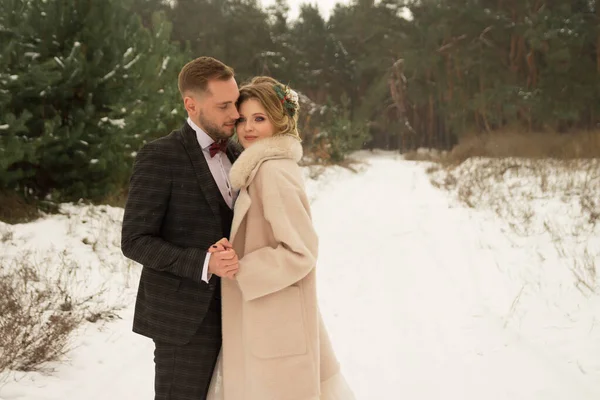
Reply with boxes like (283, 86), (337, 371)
(220, 135), (344, 400)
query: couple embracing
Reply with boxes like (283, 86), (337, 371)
(121, 56), (355, 400)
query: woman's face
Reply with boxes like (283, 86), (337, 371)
(236, 98), (276, 148)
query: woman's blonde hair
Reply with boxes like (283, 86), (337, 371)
(236, 76), (301, 140)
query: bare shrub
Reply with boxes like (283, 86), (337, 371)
(0, 252), (119, 376)
(0, 203), (136, 384)
(0, 257), (80, 373)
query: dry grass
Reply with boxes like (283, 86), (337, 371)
(450, 130), (600, 164)
(0, 205), (130, 378)
(421, 131), (600, 294)
(300, 150), (365, 173)
(0, 255), (81, 374)
(0, 252), (120, 377)
(100, 187), (129, 209)
(431, 158), (599, 228)
(403, 148), (449, 162)
(64, 206), (138, 287)
(1, 226), (13, 243)
(430, 158), (599, 294)
(572, 248), (597, 295)
(405, 130), (600, 165)
(0, 191), (41, 224)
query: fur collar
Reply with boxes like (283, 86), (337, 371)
(230, 135), (303, 190)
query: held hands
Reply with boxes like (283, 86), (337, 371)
(207, 238), (239, 280)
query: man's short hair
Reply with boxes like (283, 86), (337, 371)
(177, 56), (235, 96)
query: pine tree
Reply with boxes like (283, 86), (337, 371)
(0, 0), (185, 201)
(169, 0), (273, 81)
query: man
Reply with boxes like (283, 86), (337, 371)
(121, 56), (241, 399)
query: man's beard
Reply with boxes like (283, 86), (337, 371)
(198, 111), (234, 141)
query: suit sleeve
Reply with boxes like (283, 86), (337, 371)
(121, 141), (207, 282)
(235, 161), (318, 301)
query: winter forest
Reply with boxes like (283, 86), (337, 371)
(1, 1), (600, 399)
(2, 0), (600, 206)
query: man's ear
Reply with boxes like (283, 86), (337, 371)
(183, 94), (197, 115)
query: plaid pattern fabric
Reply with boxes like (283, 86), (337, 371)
(121, 122), (241, 345)
(153, 298), (222, 400)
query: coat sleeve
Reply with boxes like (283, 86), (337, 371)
(121, 141), (207, 283)
(235, 160), (318, 301)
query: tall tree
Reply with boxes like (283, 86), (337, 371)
(0, 0), (184, 200)
(169, 0), (273, 81)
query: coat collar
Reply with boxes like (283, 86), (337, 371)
(229, 135), (303, 190)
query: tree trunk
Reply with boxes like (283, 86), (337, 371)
(446, 55), (454, 101)
(526, 50), (537, 88)
(389, 58), (415, 151)
(597, 0), (600, 73)
(428, 95), (435, 147)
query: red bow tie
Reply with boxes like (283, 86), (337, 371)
(209, 140), (228, 158)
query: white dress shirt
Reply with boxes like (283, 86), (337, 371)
(187, 117), (234, 283)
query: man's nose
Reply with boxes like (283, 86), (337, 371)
(231, 108), (240, 120)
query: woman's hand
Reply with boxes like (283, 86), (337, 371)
(207, 238), (238, 279)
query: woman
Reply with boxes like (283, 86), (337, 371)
(207, 76), (355, 400)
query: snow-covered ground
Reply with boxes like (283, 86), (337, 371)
(0, 152), (599, 399)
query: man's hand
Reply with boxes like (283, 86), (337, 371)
(207, 239), (238, 279)
(213, 238), (233, 250)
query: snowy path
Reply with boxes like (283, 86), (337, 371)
(312, 156), (599, 399)
(1, 155), (599, 399)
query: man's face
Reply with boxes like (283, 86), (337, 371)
(184, 77), (240, 141)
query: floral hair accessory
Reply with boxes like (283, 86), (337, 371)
(273, 84), (299, 117)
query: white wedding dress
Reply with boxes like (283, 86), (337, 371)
(206, 349), (356, 400)
(206, 349), (224, 400)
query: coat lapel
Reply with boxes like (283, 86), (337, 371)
(230, 188), (251, 243)
(179, 122), (220, 218)
(228, 135), (303, 243)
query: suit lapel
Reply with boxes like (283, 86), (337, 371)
(179, 123), (221, 218)
(226, 140), (243, 164)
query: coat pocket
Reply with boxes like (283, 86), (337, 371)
(245, 285), (307, 359)
(142, 267), (181, 294)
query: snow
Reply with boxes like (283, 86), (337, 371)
(123, 55), (140, 70)
(101, 69), (117, 82)
(0, 125), (9, 130)
(53, 57), (64, 69)
(98, 117), (126, 129)
(108, 119), (126, 129)
(160, 57), (170, 75)
(0, 152), (599, 399)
